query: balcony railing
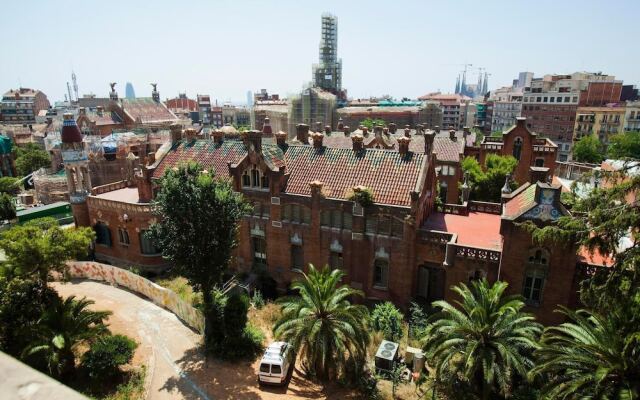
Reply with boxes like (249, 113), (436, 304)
(468, 201), (502, 214)
(453, 244), (501, 262)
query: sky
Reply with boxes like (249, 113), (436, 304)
(1, 0), (639, 104)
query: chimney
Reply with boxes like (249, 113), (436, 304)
(79, 107), (86, 116)
(461, 172), (471, 203)
(184, 128), (197, 141)
(147, 152), (156, 165)
(212, 129), (224, 144)
(397, 136), (411, 156)
(311, 132), (324, 148)
(343, 125), (350, 135)
(362, 126), (369, 136)
(337, 118), (344, 130)
(315, 121), (323, 133)
(309, 180), (324, 197)
(416, 124), (424, 135)
(46, 116), (53, 125)
(516, 116), (527, 128)
(262, 117), (272, 135)
(247, 130), (262, 153)
(96, 106), (104, 116)
(170, 123), (182, 144)
(463, 126), (470, 140)
(434, 125), (440, 134)
(374, 125), (383, 138)
(296, 123), (309, 143)
(529, 167), (550, 184)
(275, 130), (287, 146)
(323, 125), (331, 134)
(404, 127), (411, 137)
(424, 130), (435, 155)
(151, 83), (160, 102)
(405, 124), (411, 132)
(388, 123), (397, 134)
(352, 134), (364, 152)
(449, 129), (457, 140)
(383, 127), (389, 135)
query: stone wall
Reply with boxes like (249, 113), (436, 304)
(67, 261), (204, 333)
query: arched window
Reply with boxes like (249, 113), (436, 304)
(139, 230), (160, 255)
(513, 137), (523, 160)
(373, 258), (389, 289)
(94, 222), (111, 247)
(523, 248), (549, 306)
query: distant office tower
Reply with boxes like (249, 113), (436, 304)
(516, 72), (533, 88)
(125, 82), (136, 99)
(247, 90), (253, 106)
(312, 13), (342, 95)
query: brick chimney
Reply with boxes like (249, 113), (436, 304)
(463, 126), (470, 142)
(424, 130), (435, 155)
(343, 125), (350, 135)
(79, 107), (86, 116)
(362, 126), (369, 136)
(170, 123), (182, 145)
(416, 124), (424, 135)
(184, 128), (197, 141)
(247, 130), (262, 153)
(136, 155), (156, 203)
(383, 127), (389, 135)
(516, 116), (527, 128)
(404, 127), (411, 137)
(434, 125), (440, 134)
(275, 130), (287, 146)
(397, 136), (411, 156)
(324, 125), (331, 134)
(352, 134), (364, 152)
(96, 106), (104, 116)
(315, 121), (323, 133)
(262, 117), (272, 135)
(449, 129), (457, 140)
(147, 152), (156, 165)
(296, 123), (309, 143)
(337, 118), (344, 130)
(311, 132), (324, 148)
(388, 123), (397, 134)
(374, 125), (383, 138)
(529, 167), (550, 184)
(213, 129), (224, 144)
(309, 180), (324, 197)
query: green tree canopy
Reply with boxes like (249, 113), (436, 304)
(0, 193), (16, 221)
(148, 162), (250, 344)
(359, 118), (387, 130)
(461, 154), (518, 202)
(422, 279), (541, 400)
(607, 131), (640, 159)
(573, 135), (604, 164)
(14, 143), (51, 176)
(273, 264), (370, 380)
(0, 176), (20, 195)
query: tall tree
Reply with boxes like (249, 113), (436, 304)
(531, 307), (640, 399)
(461, 154), (518, 202)
(607, 131), (640, 159)
(148, 162), (250, 344)
(572, 134), (604, 164)
(273, 265), (370, 380)
(22, 295), (110, 381)
(422, 279), (541, 400)
(0, 217), (94, 282)
(14, 143), (51, 176)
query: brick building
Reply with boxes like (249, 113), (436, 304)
(573, 106), (625, 144)
(1, 88), (50, 124)
(336, 102), (443, 130)
(70, 118), (606, 325)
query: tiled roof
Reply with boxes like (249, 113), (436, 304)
(422, 212), (503, 250)
(283, 145), (424, 206)
(153, 139), (285, 179)
(432, 136), (464, 162)
(503, 184), (537, 219)
(121, 98), (178, 124)
(578, 247), (614, 267)
(86, 111), (122, 126)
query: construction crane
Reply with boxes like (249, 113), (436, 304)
(66, 82), (73, 105)
(72, 71), (78, 102)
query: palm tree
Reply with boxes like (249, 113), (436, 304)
(273, 264), (370, 380)
(422, 279), (541, 400)
(22, 295), (111, 380)
(531, 307), (640, 399)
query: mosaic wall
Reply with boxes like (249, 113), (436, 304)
(66, 261), (204, 333)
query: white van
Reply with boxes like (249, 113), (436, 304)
(258, 341), (294, 385)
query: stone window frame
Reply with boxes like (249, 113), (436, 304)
(117, 227), (130, 246)
(365, 213), (404, 238)
(242, 164), (269, 191)
(522, 248), (550, 307)
(252, 236), (267, 267)
(282, 203), (311, 224)
(320, 209), (352, 231)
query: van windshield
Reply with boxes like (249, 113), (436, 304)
(271, 365), (282, 375)
(259, 363), (270, 373)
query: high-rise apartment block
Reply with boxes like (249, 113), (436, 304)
(1, 88), (51, 124)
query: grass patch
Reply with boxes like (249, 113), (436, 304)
(155, 276), (203, 309)
(77, 365), (146, 400)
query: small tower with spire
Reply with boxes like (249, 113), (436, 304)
(151, 83), (160, 102)
(61, 113), (91, 226)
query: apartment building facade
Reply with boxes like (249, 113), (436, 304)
(1, 88), (51, 124)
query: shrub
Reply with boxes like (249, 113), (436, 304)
(251, 290), (265, 309)
(408, 302), (429, 340)
(371, 302), (404, 342)
(346, 186), (375, 207)
(81, 334), (138, 379)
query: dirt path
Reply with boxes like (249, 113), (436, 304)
(53, 280), (356, 400)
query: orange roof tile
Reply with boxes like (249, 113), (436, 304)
(422, 212), (503, 250)
(577, 247), (614, 267)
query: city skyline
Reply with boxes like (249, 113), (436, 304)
(1, 0), (638, 103)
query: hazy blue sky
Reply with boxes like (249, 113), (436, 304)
(1, 0), (638, 104)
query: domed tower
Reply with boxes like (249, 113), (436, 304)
(61, 112), (91, 226)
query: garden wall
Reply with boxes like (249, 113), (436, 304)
(66, 261), (204, 334)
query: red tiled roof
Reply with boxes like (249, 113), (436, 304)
(153, 140), (247, 179)
(577, 247), (614, 267)
(503, 184), (537, 219)
(121, 98), (178, 124)
(432, 136), (464, 162)
(283, 145), (424, 206)
(422, 212), (503, 250)
(86, 111), (122, 126)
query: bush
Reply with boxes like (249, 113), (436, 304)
(81, 334), (138, 379)
(346, 186), (375, 207)
(408, 302), (429, 340)
(371, 302), (404, 342)
(251, 290), (265, 309)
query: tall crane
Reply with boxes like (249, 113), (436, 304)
(72, 71), (78, 102)
(66, 82), (73, 105)
(476, 67), (485, 96)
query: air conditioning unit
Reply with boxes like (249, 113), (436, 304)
(375, 340), (399, 372)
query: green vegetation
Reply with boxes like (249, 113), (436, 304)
(371, 302), (404, 342)
(148, 162), (250, 351)
(607, 130), (640, 159)
(422, 279), (541, 399)
(14, 143), (51, 176)
(0, 193), (16, 221)
(155, 275), (203, 309)
(360, 118), (387, 130)
(81, 334), (138, 380)
(274, 264), (369, 380)
(461, 154), (518, 202)
(0, 176), (20, 195)
(346, 185), (375, 207)
(573, 134), (604, 163)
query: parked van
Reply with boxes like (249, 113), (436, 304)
(258, 342), (294, 385)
